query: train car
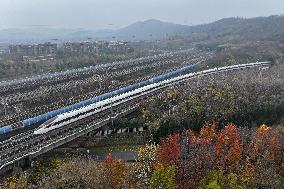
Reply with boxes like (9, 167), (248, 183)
(0, 125), (12, 135)
(34, 101), (107, 135)
(33, 78), (165, 135)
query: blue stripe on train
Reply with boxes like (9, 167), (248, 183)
(0, 125), (13, 135)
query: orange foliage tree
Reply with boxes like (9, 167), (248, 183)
(104, 153), (126, 189)
(157, 134), (181, 167)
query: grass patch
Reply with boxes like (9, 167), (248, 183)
(88, 144), (142, 153)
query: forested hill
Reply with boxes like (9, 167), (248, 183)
(186, 15), (284, 43)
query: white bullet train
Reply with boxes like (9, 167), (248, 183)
(33, 79), (164, 134)
(33, 61), (270, 135)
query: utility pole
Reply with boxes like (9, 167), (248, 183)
(1, 99), (8, 117)
(110, 101), (114, 127)
(98, 75), (102, 90)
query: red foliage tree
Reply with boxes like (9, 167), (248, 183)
(157, 134), (181, 167)
(215, 132), (225, 157)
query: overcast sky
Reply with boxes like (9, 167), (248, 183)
(0, 0), (283, 30)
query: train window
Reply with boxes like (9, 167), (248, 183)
(42, 116), (58, 127)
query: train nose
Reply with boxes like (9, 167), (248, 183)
(33, 129), (43, 135)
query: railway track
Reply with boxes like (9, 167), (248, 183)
(0, 61), (270, 174)
(0, 50), (208, 129)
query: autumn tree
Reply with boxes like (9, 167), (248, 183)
(104, 153), (126, 189)
(157, 134), (181, 167)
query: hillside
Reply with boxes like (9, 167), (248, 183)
(187, 15), (284, 43)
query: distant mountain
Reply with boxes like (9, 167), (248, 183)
(114, 19), (189, 40)
(1, 15), (284, 43)
(0, 19), (189, 43)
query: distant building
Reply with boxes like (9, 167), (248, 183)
(62, 42), (97, 53)
(62, 41), (132, 54)
(9, 42), (57, 56)
(0, 43), (9, 54)
(23, 54), (55, 62)
(108, 41), (130, 53)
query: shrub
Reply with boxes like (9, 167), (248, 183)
(36, 158), (110, 189)
(150, 164), (176, 189)
(136, 144), (158, 188)
(198, 171), (245, 189)
(0, 175), (31, 189)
